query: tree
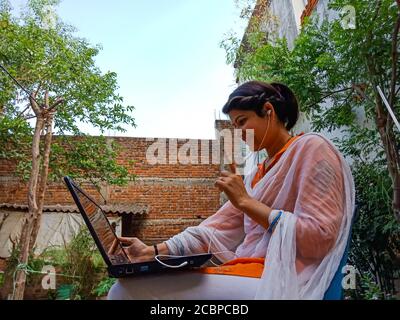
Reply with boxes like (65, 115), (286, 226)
(0, 0), (136, 299)
(222, 0), (399, 297)
(231, 0), (400, 220)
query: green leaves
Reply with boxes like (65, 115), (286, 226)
(0, 115), (32, 164)
(349, 162), (400, 298)
(0, 1), (136, 134)
(49, 135), (136, 186)
(92, 277), (116, 297)
(223, 0), (400, 298)
(222, 0), (399, 172)
(0, 0), (137, 186)
(56, 284), (75, 300)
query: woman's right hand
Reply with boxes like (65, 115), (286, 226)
(108, 237), (155, 263)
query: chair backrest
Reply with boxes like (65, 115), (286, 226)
(323, 205), (358, 300)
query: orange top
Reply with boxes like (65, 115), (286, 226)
(199, 258), (265, 278)
(251, 133), (304, 188)
(199, 133), (304, 278)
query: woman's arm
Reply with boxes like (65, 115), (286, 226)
(216, 136), (346, 262)
(165, 201), (245, 258)
(110, 202), (245, 262)
(294, 156), (345, 261)
(236, 197), (272, 229)
(110, 237), (170, 263)
(129, 240), (170, 258)
(215, 170), (273, 229)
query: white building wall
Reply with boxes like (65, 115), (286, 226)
(241, 0), (364, 172)
(267, 0), (300, 49)
(291, 0), (308, 31)
(314, 0), (340, 22)
(268, 0), (359, 146)
(0, 211), (122, 258)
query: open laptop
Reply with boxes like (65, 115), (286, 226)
(63, 176), (212, 278)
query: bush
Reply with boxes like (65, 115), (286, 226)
(92, 277), (116, 298)
(346, 163), (400, 299)
(1, 227), (111, 300)
(56, 227), (108, 300)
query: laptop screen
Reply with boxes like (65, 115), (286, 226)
(71, 181), (130, 265)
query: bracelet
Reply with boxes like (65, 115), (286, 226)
(267, 210), (283, 234)
(153, 244), (159, 256)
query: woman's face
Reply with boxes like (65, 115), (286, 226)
(229, 104), (277, 151)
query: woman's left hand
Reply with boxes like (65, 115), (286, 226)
(215, 170), (251, 210)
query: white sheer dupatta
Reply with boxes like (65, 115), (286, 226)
(166, 133), (355, 299)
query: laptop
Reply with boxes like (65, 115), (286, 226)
(63, 176), (212, 278)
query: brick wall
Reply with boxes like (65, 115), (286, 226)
(0, 120), (235, 245)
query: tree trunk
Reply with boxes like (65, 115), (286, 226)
(387, 8), (400, 222)
(373, 94), (400, 222)
(29, 111), (54, 253)
(374, 97), (400, 222)
(365, 52), (400, 223)
(10, 91), (62, 300)
(12, 113), (44, 300)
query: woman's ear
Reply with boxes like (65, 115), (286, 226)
(263, 102), (273, 117)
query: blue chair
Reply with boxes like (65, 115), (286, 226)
(323, 206), (358, 300)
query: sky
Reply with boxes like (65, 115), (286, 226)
(12, 0), (249, 139)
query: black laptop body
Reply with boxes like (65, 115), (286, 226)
(63, 176), (212, 278)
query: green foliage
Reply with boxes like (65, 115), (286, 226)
(0, 0), (136, 186)
(39, 245), (68, 266)
(0, 116), (32, 162)
(347, 162), (400, 298)
(55, 283), (75, 300)
(2, 240), (50, 291)
(222, 0), (400, 298)
(2, 241), (20, 285)
(3, 227), (109, 300)
(48, 135), (136, 185)
(220, 29), (242, 66)
(92, 276), (116, 297)
(59, 227), (106, 300)
(359, 273), (385, 300)
(1, 0), (136, 133)
(224, 0), (399, 131)
(0, 0), (136, 299)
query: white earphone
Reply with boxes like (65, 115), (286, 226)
(154, 255), (189, 268)
(255, 108), (272, 153)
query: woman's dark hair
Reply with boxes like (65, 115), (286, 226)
(222, 81), (299, 131)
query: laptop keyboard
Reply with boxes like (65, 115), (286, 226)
(110, 254), (128, 264)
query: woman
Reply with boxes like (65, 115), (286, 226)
(108, 81), (355, 300)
